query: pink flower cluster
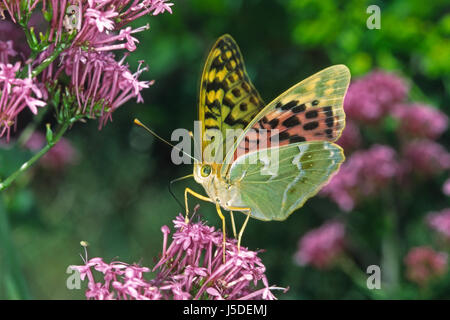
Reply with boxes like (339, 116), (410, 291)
(321, 145), (399, 212)
(393, 103), (448, 140)
(343, 70), (409, 123)
(0, 0), (173, 139)
(401, 140), (450, 176)
(427, 208), (450, 240)
(294, 221), (345, 269)
(71, 215), (286, 300)
(404, 246), (448, 286)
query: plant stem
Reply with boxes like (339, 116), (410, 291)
(0, 121), (71, 192)
(31, 43), (68, 78)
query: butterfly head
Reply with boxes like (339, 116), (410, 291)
(194, 162), (238, 206)
(193, 162), (216, 185)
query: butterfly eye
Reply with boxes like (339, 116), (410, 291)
(201, 165), (212, 177)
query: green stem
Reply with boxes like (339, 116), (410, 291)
(0, 121), (70, 192)
(31, 43), (68, 78)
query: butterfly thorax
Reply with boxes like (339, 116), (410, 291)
(193, 162), (240, 208)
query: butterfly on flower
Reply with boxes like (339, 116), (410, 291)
(137, 35), (350, 261)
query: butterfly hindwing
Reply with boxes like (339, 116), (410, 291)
(199, 34), (265, 163)
(227, 141), (344, 221)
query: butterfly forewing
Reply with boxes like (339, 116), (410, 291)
(223, 65), (350, 170)
(227, 141), (344, 221)
(199, 34), (265, 163)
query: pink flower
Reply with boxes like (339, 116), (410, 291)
(0, 40), (16, 64)
(71, 214), (286, 300)
(344, 71), (409, 123)
(0, 62), (46, 141)
(294, 221), (345, 269)
(427, 208), (450, 240)
(24, 132), (78, 170)
(85, 8), (118, 33)
(401, 140), (450, 176)
(404, 246), (448, 286)
(393, 103), (448, 139)
(321, 145), (399, 211)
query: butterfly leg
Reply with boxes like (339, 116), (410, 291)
(184, 187), (213, 223)
(225, 206), (252, 253)
(215, 203), (227, 262)
(230, 211), (237, 239)
(237, 211), (251, 253)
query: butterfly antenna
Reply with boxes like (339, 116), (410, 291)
(169, 174), (194, 211)
(133, 119), (198, 162)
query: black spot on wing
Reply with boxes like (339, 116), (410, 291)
(289, 135), (306, 143)
(323, 106), (334, 128)
(279, 131), (290, 141)
(305, 110), (318, 119)
(303, 122), (319, 130)
(268, 118), (279, 129)
(282, 115), (301, 128)
(280, 100), (299, 111)
(232, 88), (241, 98)
(292, 104), (306, 114)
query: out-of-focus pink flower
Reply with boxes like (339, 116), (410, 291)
(25, 132), (78, 170)
(344, 71), (409, 123)
(336, 120), (362, 152)
(393, 103), (448, 139)
(427, 208), (450, 240)
(404, 246), (448, 286)
(443, 179), (450, 196)
(71, 214), (286, 300)
(294, 221), (345, 269)
(0, 40), (16, 64)
(321, 145), (399, 211)
(402, 140), (450, 176)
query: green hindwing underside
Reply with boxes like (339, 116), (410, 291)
(227, 141), (344, 221)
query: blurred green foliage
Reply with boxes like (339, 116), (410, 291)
(1, 0), (449, 299)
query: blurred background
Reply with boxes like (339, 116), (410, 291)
(1, 0), (450, 299)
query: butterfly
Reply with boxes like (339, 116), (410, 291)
(138, 34), (350, 261)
